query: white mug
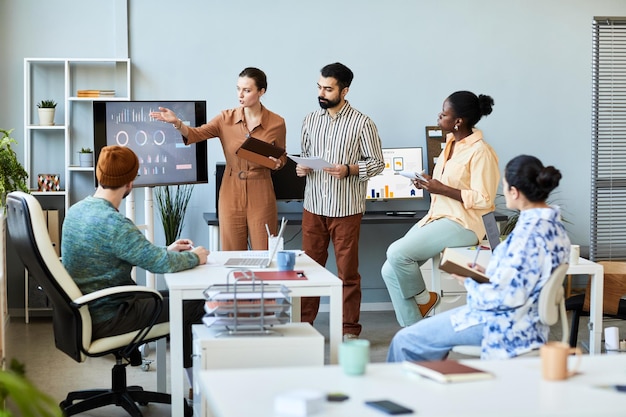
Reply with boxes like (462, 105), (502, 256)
(605, 326), (620, 352)
(569, 245), (580, 265)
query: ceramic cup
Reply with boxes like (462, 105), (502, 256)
(569, 244), (580, 265)
(605, 326), (620, 352)
(268, 236), (284, 260)
(540, 341), (582, 381)
(276, 251), (296, 271)
(339, 339), (370, 376)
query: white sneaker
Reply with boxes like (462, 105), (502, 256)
(343, 334), (359, 342)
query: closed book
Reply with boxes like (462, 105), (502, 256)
(236, 136), (285, 169)
(403, 360), (494, 383)
(439, 247), (490, 283)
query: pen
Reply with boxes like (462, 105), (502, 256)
(471, 245), (482, 268)
(277, 217), (287, 238)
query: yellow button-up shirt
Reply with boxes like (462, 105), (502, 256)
(418, 129), (499, 241)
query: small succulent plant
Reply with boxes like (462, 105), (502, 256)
(36, 100), (57, 108)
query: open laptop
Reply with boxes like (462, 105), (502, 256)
(224, 224), (286, 268)
(482, 212), (501, 252)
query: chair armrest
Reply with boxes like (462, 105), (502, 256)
(71, 285), (162, 308)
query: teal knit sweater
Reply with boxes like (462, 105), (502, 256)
(61, 196), (198, 324)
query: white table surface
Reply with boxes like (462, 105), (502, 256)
(200, 355), (625, 417)
(164, 251), (343, 416)
(432, 249), (604, 354)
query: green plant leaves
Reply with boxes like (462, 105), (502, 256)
(155, 185), (194, 245)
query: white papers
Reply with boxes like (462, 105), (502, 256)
(287, 154), (333, 170)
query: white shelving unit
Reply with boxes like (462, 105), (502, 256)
(22, 58), (131, 321)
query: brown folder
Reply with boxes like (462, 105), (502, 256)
(236, 137), (285, 169)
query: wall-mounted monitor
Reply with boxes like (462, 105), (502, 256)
(93, 100), (208, 187)
(366, 147), (424, 200)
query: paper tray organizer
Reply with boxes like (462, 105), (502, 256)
(202, 269), (291, 336)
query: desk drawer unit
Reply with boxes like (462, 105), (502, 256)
(192, 322), (324, 417)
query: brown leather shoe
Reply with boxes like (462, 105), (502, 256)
(418, 292), (440, 318)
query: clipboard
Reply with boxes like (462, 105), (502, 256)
(236, 136), (286, 169)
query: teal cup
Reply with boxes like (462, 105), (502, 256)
(338, 339), (370, 376)
(276, 251), (296, 271)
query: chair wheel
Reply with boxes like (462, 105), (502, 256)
(141, 363), (150, 371)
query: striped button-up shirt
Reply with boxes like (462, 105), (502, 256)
(301, 101), (384, 217)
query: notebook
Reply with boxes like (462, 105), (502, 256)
(224, 220), (287, 268)
(482, 212), (501, 252)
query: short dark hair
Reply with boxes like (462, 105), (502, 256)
(505, 155), (562, 202)
(320, 62), (354, 90)
(447, 91), (494, 128)
(239, 67), (268, 91)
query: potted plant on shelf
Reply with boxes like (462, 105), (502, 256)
(36, 100), (57, 126)
(78, 147), (93, 167)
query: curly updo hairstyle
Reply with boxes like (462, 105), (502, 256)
(447, 91), (494, 129)
(505, 155), (562, 203)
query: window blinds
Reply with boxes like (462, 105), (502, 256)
(590, 17), (626, 261)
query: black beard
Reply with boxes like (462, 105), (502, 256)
(318, 97), (340, 109)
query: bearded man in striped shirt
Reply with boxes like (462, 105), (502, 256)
(295, 62), (385, 340)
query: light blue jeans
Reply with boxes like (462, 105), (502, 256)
(387, 307), (483, 362)
(381, 218), (477, 327)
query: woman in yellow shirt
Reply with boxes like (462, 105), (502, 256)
(381, 91), (500, 327)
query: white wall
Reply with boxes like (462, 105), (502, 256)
(2, 0), (626, 307)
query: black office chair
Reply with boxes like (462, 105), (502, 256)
(565, 261), (626, 348)
(6, 191), (191, 417)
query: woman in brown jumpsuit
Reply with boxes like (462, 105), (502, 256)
(151, 67), (287, 250)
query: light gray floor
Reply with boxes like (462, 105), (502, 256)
(5, 310), (625, 416)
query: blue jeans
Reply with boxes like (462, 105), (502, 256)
(381, 218), (477, 326)
(387, 307), (483, 362)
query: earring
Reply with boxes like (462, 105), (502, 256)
(454, 125), (459, 131)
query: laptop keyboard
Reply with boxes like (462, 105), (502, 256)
(224, 257), (269, 267)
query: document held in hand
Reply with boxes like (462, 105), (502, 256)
(236, 136), (286, 169)
(438, 248), (490, 283)
(287, 154), (333, 170)
(402, 360), (494, 383)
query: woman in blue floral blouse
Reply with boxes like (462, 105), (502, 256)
(387, 155), (571, 361)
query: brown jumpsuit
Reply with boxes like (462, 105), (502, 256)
(183, 106), (287, 250)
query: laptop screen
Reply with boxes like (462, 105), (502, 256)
(482, 212), (501, 252)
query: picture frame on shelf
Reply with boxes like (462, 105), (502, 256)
(37, 174), (61, 192)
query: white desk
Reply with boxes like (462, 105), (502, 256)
(431, 250), (604, 354)
(164, 251), (343, 416)
(199, 355), (625, 417)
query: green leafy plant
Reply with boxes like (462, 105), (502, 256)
(495, 191), (570, 237)
(79, 147), (92, 153)
(36, 100), (57, 109)
(0, 358), (62, 417)
(155, 185), (194, 245)
(0, 129), (29, 207)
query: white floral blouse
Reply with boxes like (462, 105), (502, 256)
(450, 206), (571, 359)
